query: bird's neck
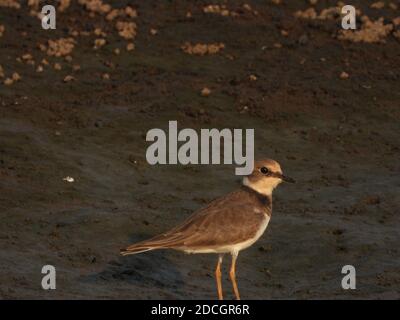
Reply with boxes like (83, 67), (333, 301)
(242, 177), (275, 198)
(242, 178), (273, 206)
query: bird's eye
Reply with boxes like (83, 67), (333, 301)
(260, 167), (269, 174)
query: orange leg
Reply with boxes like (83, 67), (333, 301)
(215, 254), (224, 300)
(229, 252), (240, 300)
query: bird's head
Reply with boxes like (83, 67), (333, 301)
(243, 159), (295, 196)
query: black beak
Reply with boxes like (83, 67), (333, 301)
(281, 174), (296, 183)
(269, 172), (296, 183)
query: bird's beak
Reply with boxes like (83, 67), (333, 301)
(281, 174), (295, 183)
(270, 172), (296, 183)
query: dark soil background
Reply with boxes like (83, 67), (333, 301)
(0, 0), (399, 299)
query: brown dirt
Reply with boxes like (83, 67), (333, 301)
(0, 0), (399, 299)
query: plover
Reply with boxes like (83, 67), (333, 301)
(121, 159), (295, 300)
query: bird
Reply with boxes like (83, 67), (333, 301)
(120, 159), (295, 300)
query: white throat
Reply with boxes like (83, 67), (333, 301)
(242, 177), (279, 197)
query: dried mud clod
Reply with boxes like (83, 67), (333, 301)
(0, 0), (20, 9)
(115, 21), (137, 40)
(202, 3), (258, 17)
(181, 42), (225, 55)
(338, 16), (394, 43)
(39, 38), (76, 57)
(78, 0), (111, 15)
(294, 6), (343, 20)
(94, 38), (106, 50)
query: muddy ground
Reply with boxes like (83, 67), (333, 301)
(0, 0), (399, 299)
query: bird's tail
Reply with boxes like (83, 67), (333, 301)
(120, 246), (155, 256)
(120, 233), (186, 256)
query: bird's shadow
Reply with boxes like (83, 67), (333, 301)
(81, 233), (185, 291)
